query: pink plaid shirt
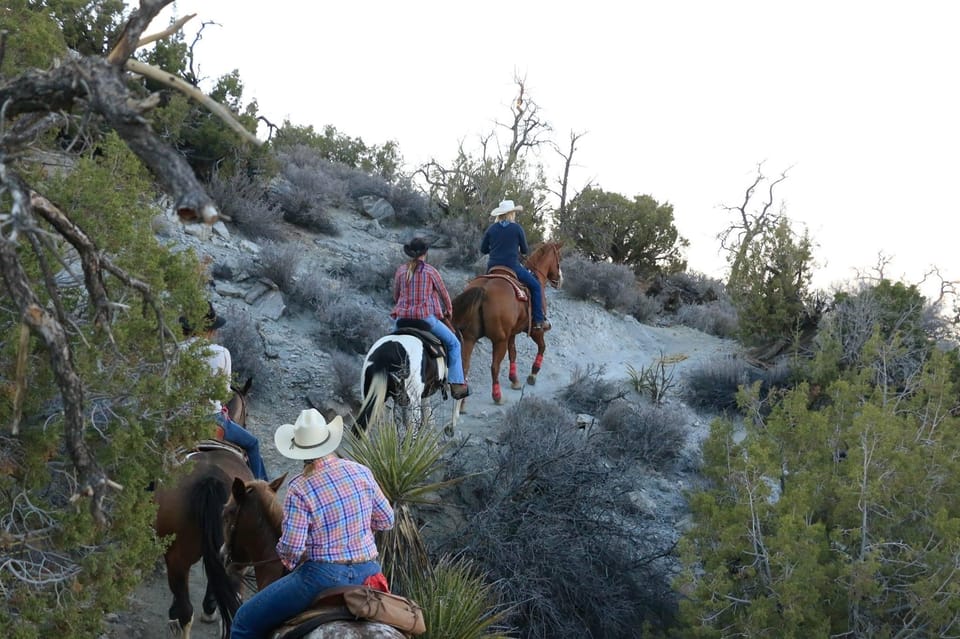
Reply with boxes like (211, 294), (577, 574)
(276, 457), (394, 570)
(391, 260), (452, 320)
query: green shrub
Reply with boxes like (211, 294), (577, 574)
(1, 134), (213, 637)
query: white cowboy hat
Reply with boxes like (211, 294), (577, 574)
(274, 409), (344, 460)
(490, 199), (524, 218)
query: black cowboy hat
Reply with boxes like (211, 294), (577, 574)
(179, 302), (226, 336)
(403, 237), (430, 258)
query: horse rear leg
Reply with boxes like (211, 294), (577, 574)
(491, 339), (508, 403)
(458, 338), (477, 414)
(527, 332), (547, 386)
(164, 548), (195, 638)
(508, 336), (521, 390)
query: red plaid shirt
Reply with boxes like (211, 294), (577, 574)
(276, 457), (394, 570)
(391, 260), (452, 320)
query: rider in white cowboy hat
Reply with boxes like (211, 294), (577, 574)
(231, 409), (395, 639)
(481, 199), (550, 331)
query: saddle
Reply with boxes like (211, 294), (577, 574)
(391, 321), (450, 400)
(393, 321), (446, 360)
(274, 584), (425, 638)
(479, 266), (529, 301)
(184, 439), (247, 462)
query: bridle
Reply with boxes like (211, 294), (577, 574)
(527, 243), (562, 288)
(221, 488), (282, 572)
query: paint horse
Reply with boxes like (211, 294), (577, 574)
(451, 241), (563, 405)
(356, 321), (462, 433)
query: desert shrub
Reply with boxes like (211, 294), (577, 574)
(598, 400), (687, 468)
(217, 311), (266, 383)
(206, 169), (285, 240)
(433, 215), (486, 269)
(438, 397), (676, 637)
(313, 295), (388, 354)
(561, 253), (653, 318)
(268, 153), (343, 235)
(386, 180), (435, 226)
(250, 240), (302, 293)
(674, 298), (739, 338)
(557, 364), (627, 416)
(328, 258), (395, 305)
(289, 269), (338, 311)
(648, 271), (726, 312)
(683, 357), (768, 414)
(329, 349), (362, 407)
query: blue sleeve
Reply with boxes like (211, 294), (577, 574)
(517, 224), (529, 256)
(480, 226), (491, 255)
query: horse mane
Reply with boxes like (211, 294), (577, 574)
(248, 480), (284, 532)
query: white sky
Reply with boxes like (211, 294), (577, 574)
(155, 1), (960, 297)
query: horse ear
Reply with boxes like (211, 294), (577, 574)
(268, 473), (287, 493)
(231, 476), (246, 502)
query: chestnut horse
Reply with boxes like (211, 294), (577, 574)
(221, 477), (408, 639)
(154, 448), (252, 638)
(451, 241), (563, 405)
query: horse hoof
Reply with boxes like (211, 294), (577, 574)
(200, 609), (219, 623)
(527, 375), (537, 386)
(511, 381), (522, 390)
(167, 616), (192, 638)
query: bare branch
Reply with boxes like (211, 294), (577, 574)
(125, 59), (261, 148)
(105, 0), (173, 65)
(135, 13), (197, 49)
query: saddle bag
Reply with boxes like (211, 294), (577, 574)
(342, 586), (426, 635)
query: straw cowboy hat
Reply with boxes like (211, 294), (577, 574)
(403, 237), (430, 258)
(274, 409), (344, 460)
(489, 199), (523, 218)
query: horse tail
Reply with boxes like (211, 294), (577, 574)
(190, 476), (241, 637)
(452, 286), (485, 338)
(356, 369), (389, 433)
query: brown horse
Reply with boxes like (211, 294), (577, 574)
(221, 477), (408, 639)
(154, 448), (252, 638)
(452, 241), (563, 405)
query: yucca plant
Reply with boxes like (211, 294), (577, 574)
(406, 555), (512, 639)
(343, 415), (461, 591)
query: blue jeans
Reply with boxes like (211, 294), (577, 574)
(231, 559), (381, 639)
(422, 316), (465, 384)
(214, 411), (268, 480)
(515, 267), (545, 323)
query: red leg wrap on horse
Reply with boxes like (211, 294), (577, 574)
(492, 382), (502, 401)
(533, 354), (544, 372)
(509, 362), (518, 380)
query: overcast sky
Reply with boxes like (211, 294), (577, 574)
(155, 1), (959, 298)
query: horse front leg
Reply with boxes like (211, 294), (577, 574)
(491, 339), (508, 404)
(508, 335), (521, 390)
(200, 581), (219, 623)
(527, 331), (547, 386)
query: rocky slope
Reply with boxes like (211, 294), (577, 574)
(107, 206), (741, 638)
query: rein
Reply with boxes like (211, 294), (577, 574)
(527, 244), (561, 287)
